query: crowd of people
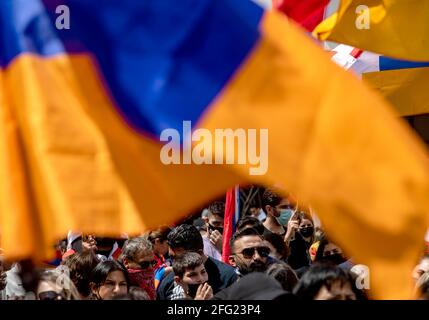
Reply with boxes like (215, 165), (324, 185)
(1, 188), (429, 300)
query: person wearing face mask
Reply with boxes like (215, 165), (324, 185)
(203, 201), (226, 261)
(261, 189), (296, 237)
(119, 237), (157, 300)
(314, 235), (353, 271)
(171, 252), (213, 300)
(285, 211), (315, 274)
(157, 224), (237, 300)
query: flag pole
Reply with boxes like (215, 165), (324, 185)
(222, 185), (239, 264)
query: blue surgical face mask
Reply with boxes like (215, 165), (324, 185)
(275, 209), (294, 226)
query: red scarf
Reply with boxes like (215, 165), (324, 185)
(127, 268), (156, 300)
(153, 253), (165, 271)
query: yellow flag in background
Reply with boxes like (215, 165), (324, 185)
(314, 0), (429, 62)
(364, 67), (429, 117)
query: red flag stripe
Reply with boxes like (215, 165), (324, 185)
(222, 188), (235, 264)
(274, 0), (330, 31)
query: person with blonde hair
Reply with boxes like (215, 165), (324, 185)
(36, 269), (80, 300)
(415, 271), (429, 300)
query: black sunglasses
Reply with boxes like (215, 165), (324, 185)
(138, 260), (157, 269)
(38, 291), (64, 300)
(238, 246), (270, 259)
(208, 224), (224, 233)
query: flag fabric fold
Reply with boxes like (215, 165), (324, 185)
(313, 0), (429, 62)
(330, 44), (429, 116)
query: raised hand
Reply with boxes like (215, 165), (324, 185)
(194, 283), (213, 300)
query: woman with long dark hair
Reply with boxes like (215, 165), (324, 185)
(90, 260), (129, 300)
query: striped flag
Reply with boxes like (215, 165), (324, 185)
(275, 1), (429, 117)
(222, 186), (240, 265)
(331, 44), (429, 75)
(313, 0), (429, 62)
(108, 242), (122, 260)
(273, 0), (335, 32)
(330, 44), (429, 116)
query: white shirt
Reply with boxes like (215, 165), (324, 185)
(2, 264), (26, 300)
(203, 235), (222, 261)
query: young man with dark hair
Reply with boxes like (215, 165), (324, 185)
(166, 224), (204, 257)
(203, 201), (225, 260)
(171, 252), (213, 300)
(63, 251), (100, 299)
(262, 189), (295, 237)
(157, 224), (237, 300)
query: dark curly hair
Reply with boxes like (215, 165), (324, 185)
(293, 263), (356, 300)
(167, 224), (204, 252)
(262, 189), (283, 214)
(207, 201), (225, 219)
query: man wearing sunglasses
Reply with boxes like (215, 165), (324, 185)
(120, 237), (157, 300)
(229, 228), (274, 276)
